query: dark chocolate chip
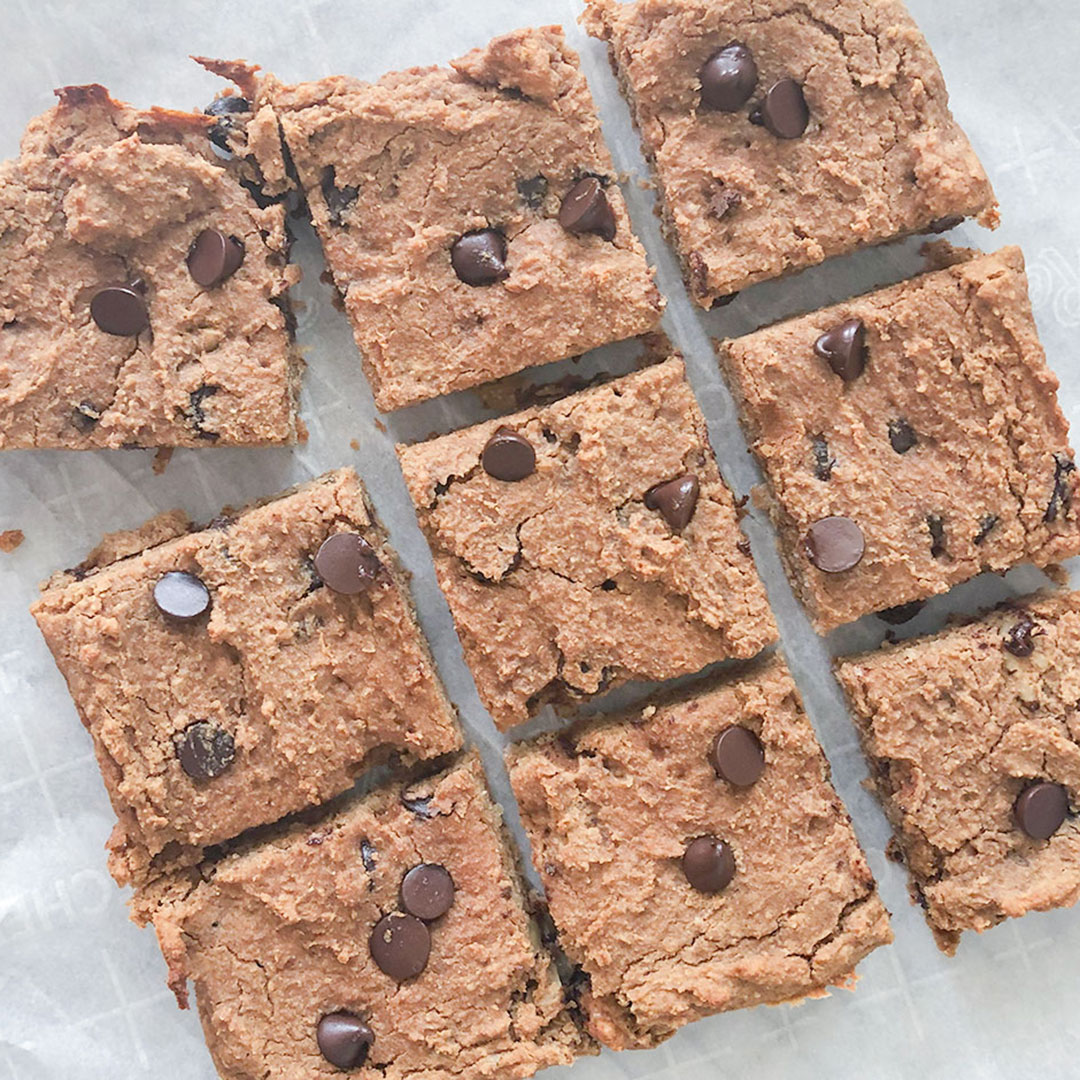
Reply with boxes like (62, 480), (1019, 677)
(204, 96), (250, 117)
(187, 229), (245, 288)
(481, 427), (536, 481)
(752, 78), (809, 139)
(973, 515), (998, 545)
(700, 42), (758, 112)
(517, 174), (549, 209)
(90, 284), (149, 336)
(188, 384), (220, 441)
(369, 913), (430, 980)
(888, 419), (918, 454)
(72, 401), (102, 432)
(814, 319), (866, 381)
(1002, 615), (1040, 658)
(316, 1013), (374, 1070)
(926, 214), (964, 234)
(176, 721), (235, 781)
(682, 835), (736, 893)
(927, 514), (947, 558)
(313, 533), (382, 595)
(811, 434), (835, 481)
(1045, 453), (1076, 523)
(804, 516), (865, 573)
(877, 599), (925, 625)
(401, 793), (434, 818)
(644, 474), (700, 532)
(451, 229), (509, 286)
(207, 122), (235, 158)
(1014, 781), (1068, 840)
(558, 177), (616, 241)
(710, 726), (765, 787)
(360, 838), (377, 874)
(400, 863), (455, 921)
(153, 570), (211, 620)
(320, 165), (359, 227)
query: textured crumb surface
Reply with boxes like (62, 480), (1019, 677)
(583, 0), (998, 305)
(151, 755), (588, 1080)
(837, 591), (1080, 953)
(272, 25), (662, 411)
(508, 656), (892, 1049)
(719, 247), (1080, 632)
(31, 469), (460, 887)
(0, 70), (303, 448)
(398, 358), (776, 729)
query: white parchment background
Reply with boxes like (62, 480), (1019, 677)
(2, 1), (1079, 1077)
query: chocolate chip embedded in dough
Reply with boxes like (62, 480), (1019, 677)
(682, 835), (736, 893)
(644, 474), (700, 532)
(888, 419), (918, 454)
(927, 514), (947, 558)
(481, 427), (536, 481)
(710, 726), (765, 787)
(369, 912), (431, 980)
(204, 96), (250, 118)
(313, 533), (382, 595)
(316, 1013), (374, 1069)
(451, 229), (509, 286)
(517, 174), (549, 209)
(811, 434), (835, 481)
(804, 516), (865, 573)
(877, 600), (925, 626)
(1045, 453), (1076, 523)
(1002, 615), (1040, 658)
(90, 284), (149, 336)
(187, 229), (245, 288)
(699, 43), (758, 112)
(751, 78), (809, 138)
(973, 515), (999, 545)
(814, 319), (866, 381)
(320, 165), (359, 227)
(558, 177), (616, 242)
(153, 571), (211, 621)
(176, 721), (235, 781)
(401, 863), (455, 921)
(926, 214), (964, 234)
(1014, 781), (1068, 840)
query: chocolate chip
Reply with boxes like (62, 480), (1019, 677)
(1003, 615), (1040, 657)
(751, 78), (809, 139)
(320, 166), (359, 227)
(814, 319), (866, 381)
(710, 726), (765, 787)
(451, 229), (509, 286)
(517, 174), (548, 209)
(877, 600), (925, 625)
(644, 474), (700, 532)
(90, 284), (149, 336)
(974, 515), (999, 545)
(682, 836), (736, 893)
(187, 384), (220, 441)
(804, 516), (865, 573)
(176, 721), (235, 781)
(187, 229), (245, 288)
(313, 533), (382, 595)
(888, 419), (918, 454)
(153, 571), (211, 620)
(72, 401), (102, 432)
(811, 434), (835, 481)
(204, 96), (250, 117)
(1014, 781), (1068, 840)
(926, 214), (964, 234)
(400, 793), (434, 818)
(927, 514), (947, 558)
(369, 913), (430, 980)
(316, 1013), (374, 1070)
(558, 177), (616, 242)
(1045, 453), (1076, 523)
(360, 838), (377, 873)
(700, 42), (758, 112)
(400, 863), (455, 921)
(481, 427), (536, 481)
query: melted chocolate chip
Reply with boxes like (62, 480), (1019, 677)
(710, 726), (765, 787)
(369, 913), (430, 980)
(644, 474), (700, 532)
(973, 515), (999, 545)
(481, 427), (536, 481)
(1045, 453), (1076, 523)
(1003, 615), (1040, 657)
(176, 721), (235, 781)
(187, 229), (245, 288)
(877, 600), (925, 626)
(682, 836), (736, 893)
(1014, 781), (1068, 840)
(188, 384), (220, 441)
(320, 165), (359, 227)
(558, 177), (616, 241)
(517, 174), (549, 209)
(154, 570), (211, 620)
(400, 864), (455, 921)
(90, 284), (149, 336)
(751, 78), (809, 138)
(811, 434), (835, 481)
(313, 533), (382, 595)
(814, 319), (866, 381)
(204, 96), (250, 117)
(700, 42), (758, 112)
(888, 419), (918, 454)
(72, 401), (102, 432)
(316, 1013), (374, 1070)
(401, 793), (434, 819)
(926, 214), (964, 234)
(451, 229), (509, 286)
(804, 516), (865, 573)
(927, 514), (947, 558)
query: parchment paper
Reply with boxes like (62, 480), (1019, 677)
(1, 1), (1078, 1077)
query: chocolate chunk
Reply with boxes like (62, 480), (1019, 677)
(1014, 781), (1068, 840)
(710, 726), (765, 787)
(153, 570), (211, 621)
(682, 835), (736, 893)
(188, 384), (220, 441)
(320, 165), (359, 227)
(927, 514), (947, 558)
(90, 284), (149, 336)
(877, 600), (925, 625)
(313, 533), (382, 595)
(1003, 615), (1040, 658)
(369, 912), (431, 980)
(699, 43), (758, 112)
(401, 793), (434, 818)
(804, 516), (865, 573)
(517, 174), (548, 209)
(481, 427), (536, 481)
(814, 319), (866, 381)
(811, 434), (835, 481)
(360, 838), (377, 874)
(72, 401), (102, 432)
(973, 515), (998, 545)
(558, 177), (616, 242)
(176, 721), (235, 781)
(451, 229), (509, 286)
(316, 1013), (374, 1070)
(187, 229), (245, 288)
(926, 214), (964, 234)
(751, 78), (809, 139)
(204, 96), (250, 117)
(1045, 453), (1076, 523)
(644, 474), (700, 532)
(888, 419), (918, 454)
(401, 863), (455, 921)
